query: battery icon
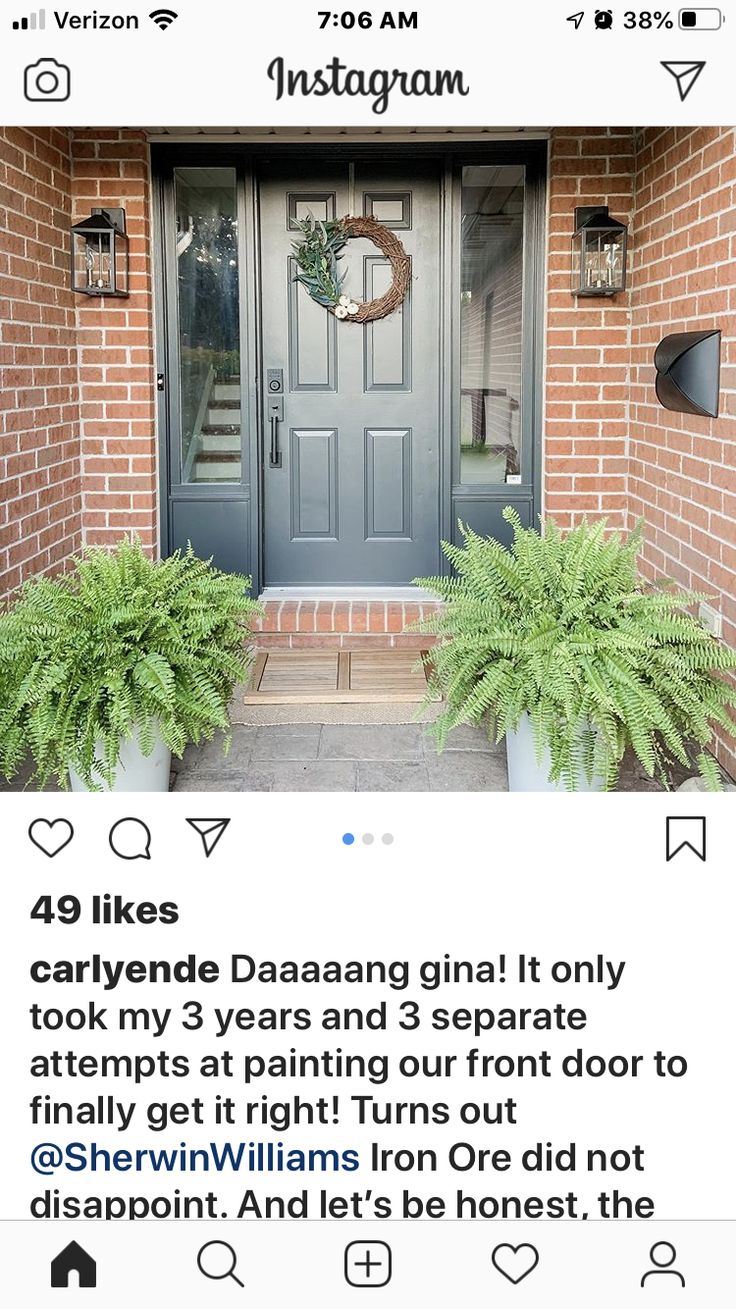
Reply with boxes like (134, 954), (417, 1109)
(679, 7), (723, 26)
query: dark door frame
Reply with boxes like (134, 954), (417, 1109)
(152, 140), (547, 593)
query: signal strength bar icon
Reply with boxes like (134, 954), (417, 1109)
(150, 8), (178, 29)
(13, 7), (46, 28)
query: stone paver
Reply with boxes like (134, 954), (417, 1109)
(431, 723), (498, 752)
(171, 723), (503, 791)
(252, 761), (358, 792)
(251, 726), (322, 762)
(425, 748), (509, 792)
(177, 729), (256, 775)
(319, 724), (424, 762)
(357, 761), (432, 791)
(171, 770), (272, 793)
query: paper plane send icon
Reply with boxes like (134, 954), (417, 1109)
(186, 818), (231, 857)
(661, 61), (706, 102)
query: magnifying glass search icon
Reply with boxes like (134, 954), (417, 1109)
(197, 1241), (244, 1288)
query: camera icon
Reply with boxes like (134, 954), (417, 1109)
(24, 58), (71, 102)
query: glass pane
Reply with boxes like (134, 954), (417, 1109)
(460, 165), (525, 485)
(175, 168), (241, 484)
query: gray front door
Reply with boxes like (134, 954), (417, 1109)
(259, 162), (441, 585)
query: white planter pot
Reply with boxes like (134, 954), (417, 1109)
(505, 712), (605, 793)
(69, 725), (171, 793)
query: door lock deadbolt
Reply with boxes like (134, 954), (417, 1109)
(266, 368), (284, 468)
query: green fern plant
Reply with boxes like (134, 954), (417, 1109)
(415, 509), (736, 790)
(0, 539), (261, 790)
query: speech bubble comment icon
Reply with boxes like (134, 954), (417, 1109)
(109, 818), (152, 861)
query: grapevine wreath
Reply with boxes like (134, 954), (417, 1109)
(292, 214), (411, 322)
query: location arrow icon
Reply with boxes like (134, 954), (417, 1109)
(661, 61), (706, 102)
(567, 12), (585, 29)
(186, 818), (231, 857)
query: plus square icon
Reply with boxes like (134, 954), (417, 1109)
(345, 1241), (392, 1288)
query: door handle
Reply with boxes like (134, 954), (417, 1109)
(269, 412), (282, 468)
(266, 368), (284, 469)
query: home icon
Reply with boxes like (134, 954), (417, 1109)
(50, 1241), (97, 1288)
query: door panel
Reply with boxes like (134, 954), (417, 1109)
(290, 429), (338, 538)
(259, 162), (441, 586)
(365, 429), (412, 538)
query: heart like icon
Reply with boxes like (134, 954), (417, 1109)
(491, 1243), (539, 1285)
(28, 818), (74, 858)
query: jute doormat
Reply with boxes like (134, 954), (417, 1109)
(230, 701), (443, 727)
(244, 648), (437, 706)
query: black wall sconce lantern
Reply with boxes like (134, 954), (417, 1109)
(571, 206), (628, 297)
(71, 207), (129, 298)
(655, 329), (721, 419)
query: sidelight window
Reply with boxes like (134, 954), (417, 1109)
(459, 165), (525, 486)
(174, 167), (241, 484)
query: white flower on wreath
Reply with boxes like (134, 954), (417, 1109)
(347, 302), (359, 315)
(334, 304), (349, 319)
(338, 295), (351, 307)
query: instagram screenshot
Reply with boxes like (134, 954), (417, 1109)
(0, 3), (734, 1304)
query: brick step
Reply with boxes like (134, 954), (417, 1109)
(253, 599), (441, 650)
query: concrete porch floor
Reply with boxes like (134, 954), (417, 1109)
(172, 723), (508, 792)
(170, 722), (674, 793)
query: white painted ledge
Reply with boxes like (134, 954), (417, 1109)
(258, 586), (440, 602)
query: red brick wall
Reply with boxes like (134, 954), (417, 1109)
(0, 127), (157, 599)
(0, 127), (81, 596)
(546, 126), (736, 773)
(545, 128), (635, 530)
(628, 126), (736, 774)
(70, 130), (157, 553)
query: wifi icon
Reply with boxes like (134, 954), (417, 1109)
(149, 8), (178, 29)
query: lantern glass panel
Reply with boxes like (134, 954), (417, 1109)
(585, 229), (624, 293)
(72, 230), (110, 294)
(113, 228), (129, 297)
(571, 232), (583, 296)
(571, 209), (627, 297)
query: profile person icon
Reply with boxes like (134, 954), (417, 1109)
(641, 1241), (685, 1288)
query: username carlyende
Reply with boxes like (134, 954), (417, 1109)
(267, 56), (469, 115)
